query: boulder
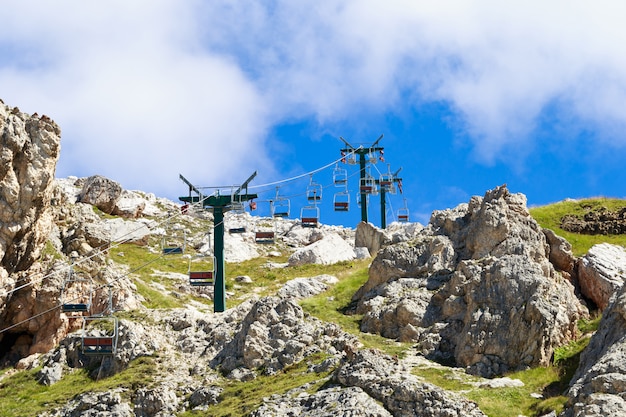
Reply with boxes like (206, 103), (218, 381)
(563, 282), (626, 416)
(78, 175), (123, 214)
(288, 233), (356, 266)
(112, 190), (146, 218)
(278, 274), (338, 300)
(577, 243), (626, 310)
(353, 185), (586, 377)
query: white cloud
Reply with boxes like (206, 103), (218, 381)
(2, 0), (626, 199)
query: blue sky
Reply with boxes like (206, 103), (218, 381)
(2, 1), (626, 227)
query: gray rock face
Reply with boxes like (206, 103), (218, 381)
(211, 296), (361, 377)
(334, 349), (487, 417)
(353, 185), (586, 377)
(251, 385), (393, 417)
(0, 103), (60, 274)
(79, 175), (123, 215)
(562, 282), (626, 416)
(577, 243), (626, 310)
(40, 388), (134, 417)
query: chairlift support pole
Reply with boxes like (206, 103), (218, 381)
(179, 171), (258, 313)
(340, 134), (383, 225)
(377, 167), (402, 229)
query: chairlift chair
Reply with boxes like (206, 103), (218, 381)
(306, 176), (322, 202)
(82, 316), (119, 355)
(333, 165), (348, 186)
(360, 176), (377, 195)
(272, 198), (290, 218)
(60, 259), (93, 315)
(188, 256), (215, 287)
(333, 191), (350, 212)
(301, 205), (320, 227)
(398, 199), (410, 222)
(162, 226), (186, 255)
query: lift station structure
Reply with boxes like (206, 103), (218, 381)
(179, 172), (258, 313)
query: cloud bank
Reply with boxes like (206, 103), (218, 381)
(1, 1), (625, 197)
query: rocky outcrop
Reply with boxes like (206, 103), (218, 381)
(212, 296), (361, 377)
(78, 175), (123, 215)
(353, 185), (586, 377)
(562, 282), (626, 416)
(334, 348), (487, 417)
(0, 103), (60, 275)
(561, 206), (626, 235)
(577, 243), (626, 310)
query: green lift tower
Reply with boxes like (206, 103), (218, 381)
(339, 134), (384, 225)
(179, 172), (258, 312)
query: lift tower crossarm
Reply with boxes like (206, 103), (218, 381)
(179, 174), (203, 198)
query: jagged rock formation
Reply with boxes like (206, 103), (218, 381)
(577, 243), (626, 310)
(352, 185), (587, 377)
(562, 281), (626, 416)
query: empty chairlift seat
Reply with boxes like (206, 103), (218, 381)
(188, 256), (215, 287)
(82, 316), (118, 355)
(333, 192), (350, 212)
(300, 206), (320, 227)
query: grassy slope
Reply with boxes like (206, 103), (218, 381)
(0, 197), (622, 416)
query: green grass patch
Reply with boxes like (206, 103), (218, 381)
(180, 353), (332, 417)
(529, 197), (626, 256)
(0, 356), (158, 417)
(299, 261), (411, 357)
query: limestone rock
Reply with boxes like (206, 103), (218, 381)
(278, 274), (338, 300)
(355, 221), (392, 255)
(334, 348), (487, 417)
(78, 175), (123, 214)
(288, 233), (356, 266)
(577, 243), (626, 310)
(112, 189), (146, 218)
(40, 388), (134, 417)
(251, 386), (393, 416)
(211, 296), (361, 377)
(0, 103), (60, 275)
(562, 282), (626, 416)
(544, 228), (576, 275)
(353, 185), (586, 377)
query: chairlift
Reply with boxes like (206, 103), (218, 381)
(360, 175), (377, 195)
(272, 187), (290, 218)
(255, 216), (275, 243)
(368, 150), (378, 164)
(306, 175), (322, 202)
(333, 191), (350, 212)
(82, 316), (119, 355)
(300, 205), (320, 228)
(60, 260), (93, 315)
(333, 165), (348, 186)
(188, 256), (215, 287)
(162, 223), (186, 255)
(398, 199), (410, 223)
(81, 285), (118, 356)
